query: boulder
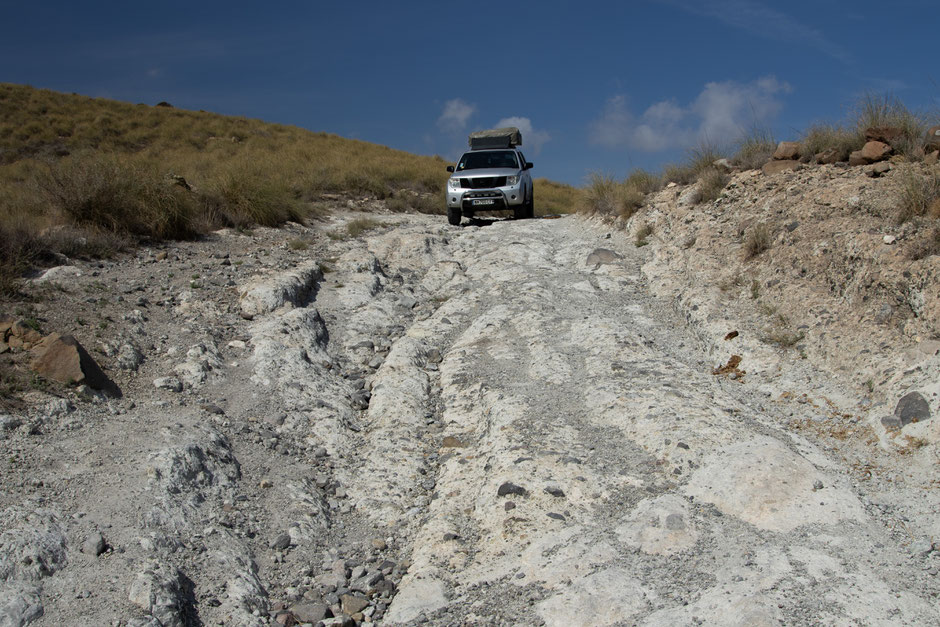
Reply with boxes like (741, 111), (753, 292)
(772, 142), (801, 161)
(815, 148), (845, 165)
(926, 150), (940, 166)
(924, 126), (940, 152)
(865, 126), (903, 145)
(29, 333), (121, 397)
(895, 391), (931, 426)
(761, 160), (801, 176)
(850, 141), (892, 166)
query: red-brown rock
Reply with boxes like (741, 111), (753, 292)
(772, 142), (801, 161)
(30, 333), (121, 396)
(850, 141), (892, 166)
(926, 126), (940, 152)
(865, 126), (903, 145)
(815, 148), (845, 164)
(761, 160), (801, 176)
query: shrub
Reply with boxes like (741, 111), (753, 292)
(582, 173), (644, 218)
(698, 168), (730, 203)
(733, 127), (776, 170)
(897, 168), (940, 223)
(625, 169), (662, 194)
(635, 222), (653, 247)
(852, 93), (928, 158)
(744, 223), (773, 258)
(800, 124), (863, 161)
(663, 142), (727, 185)
(345, 217), (383, 238)
(34, 154), (198, 239)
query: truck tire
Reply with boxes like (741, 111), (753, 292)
(515, 191), (534, 219)
(447, 207), (462, 226)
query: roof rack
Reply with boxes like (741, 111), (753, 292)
(468, 127), (522, 150)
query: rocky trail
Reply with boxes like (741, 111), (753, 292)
(2, 207), (939, 626)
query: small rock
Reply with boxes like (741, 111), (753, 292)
(547, 512), (565, 521)
(772, 141), (801, 161)
(815, 148), (845, 164)
(427, 348), (443, 364)
(82, 531), (107, 556)
(911, 537), (934, 558)
(340, 593), (369, 615)
(896, 391), (931, 426)
(271, 533), (292, 551)
(200, 403), (225, 415)
(504, 501), (516, 511)
(30, 333), (121, 396)
(761, 160), (801, 176)
(442, 533), (459, 541)
(883, 235), (896, 245)
(813, 480), (824, 491)
(153, 377), (183, 393)
(544, 486), (566, 498)
(441, 436), (464, 448)
(868, 161), (891, 177)
(371, 538), (387, 551)
(497, 482), (527, 497)
(290, 602), (332, 623)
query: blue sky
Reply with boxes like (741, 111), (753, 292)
(2, 1), (939, 185)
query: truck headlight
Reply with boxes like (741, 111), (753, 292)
(506, 175), (519, 186)
(448, 178), (461, 190)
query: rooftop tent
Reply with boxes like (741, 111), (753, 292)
(468, 127), (522, 150)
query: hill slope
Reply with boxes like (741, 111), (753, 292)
(0, 83), (579, 293)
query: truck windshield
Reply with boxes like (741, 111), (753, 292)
(456, 151), (519, 171)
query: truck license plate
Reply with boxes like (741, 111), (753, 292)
(473, 199), (495, 206)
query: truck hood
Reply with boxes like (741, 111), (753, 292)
(452, 167), (520, 178)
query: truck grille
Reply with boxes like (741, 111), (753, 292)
(461, 176), (507, 189)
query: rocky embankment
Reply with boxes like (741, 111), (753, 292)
(1, 178), (939, 626)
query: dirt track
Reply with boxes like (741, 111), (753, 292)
(2, 211), (939, 626)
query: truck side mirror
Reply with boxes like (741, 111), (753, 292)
(446, 165), (455, 173)
(525, 162), (534, 170)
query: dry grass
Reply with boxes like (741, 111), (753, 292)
(0, 83), (464, 290)
(801, 124), (862, 160)
(698, 167), (730, 203)
(732, 127), (776, 170)
(744, 223), (773, 258)
(852, 93), (928, 158)
(624, 169), (662, 194)
(897, 168), (940, 223)
(344, 218), (384, 238)
(635, 222), (653, 247)
(534, 178), (580, 215)
(582, 173), (645, 219)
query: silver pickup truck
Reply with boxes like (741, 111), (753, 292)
(445, 127), (534, 225)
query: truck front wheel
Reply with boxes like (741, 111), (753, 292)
(447, 207), (462, 226)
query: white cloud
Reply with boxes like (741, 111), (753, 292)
(437, 98), (476, 132)
(589, 76), (791, 152)
(657, 0), (850, 63)
(495, 116), (551, 155)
